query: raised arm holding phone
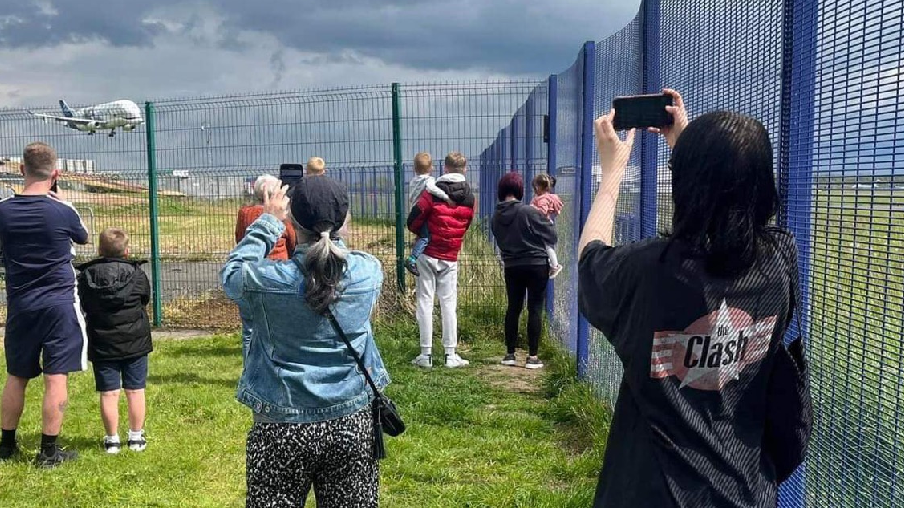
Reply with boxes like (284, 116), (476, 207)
(578, 90), (811, 508)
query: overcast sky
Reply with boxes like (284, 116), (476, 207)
(0, 0), (640, 108)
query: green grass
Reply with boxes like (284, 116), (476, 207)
(0, 318), (609, 507)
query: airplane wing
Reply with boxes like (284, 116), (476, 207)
(28, 112), (97, 125)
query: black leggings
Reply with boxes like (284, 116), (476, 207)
(504, 264), (549, 357)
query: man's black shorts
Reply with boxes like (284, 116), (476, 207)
(4, 303), (88, 378)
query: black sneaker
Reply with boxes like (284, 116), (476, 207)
(404, 258), (420, 277)
(500, 354), (517, 366)
(35, 447), (78, 469)
(0, 444), (19, 461)
(525, 357), (544, 370)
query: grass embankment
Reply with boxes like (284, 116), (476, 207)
(0, 317), (610, 507)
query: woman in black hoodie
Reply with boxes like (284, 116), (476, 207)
(76, 228), (152, 454)
(491, 172), (558, 370)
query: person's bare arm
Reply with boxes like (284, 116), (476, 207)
(577, 111), (635, 256)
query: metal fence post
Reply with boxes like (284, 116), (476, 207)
(777, 0), (816, 506)
(576, 41), (596, 378)
(391, 83), (406, 292)
(640, 0), (661, 238)
(144, 101), (163, 326)
(546, 75), (558, 319)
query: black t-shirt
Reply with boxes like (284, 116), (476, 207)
(578, 230), (797, 508)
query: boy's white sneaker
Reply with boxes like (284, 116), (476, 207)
(411, 354), (433, 368)
(103, 436), (121, 454)
(445, 353), (470, 368)
(127, 430), (147, 452)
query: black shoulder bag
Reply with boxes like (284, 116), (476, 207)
(764, 247), (814, 483)
(324, 310), (405, 460)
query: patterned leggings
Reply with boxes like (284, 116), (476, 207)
(245, 407), (378, 508)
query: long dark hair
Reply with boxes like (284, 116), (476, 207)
(669, 111), (779, 277)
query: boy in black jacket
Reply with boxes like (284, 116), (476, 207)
(76, 228), (152, 454)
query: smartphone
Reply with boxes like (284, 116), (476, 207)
(612, 94), (674, 130)
(278, 164), (304, 191)
(50, 180), (58, 193)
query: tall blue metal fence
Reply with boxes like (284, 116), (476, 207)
(473, 0), (902, 506)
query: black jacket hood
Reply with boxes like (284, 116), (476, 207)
(76, 258), (148, 307)
(76, 258), (152, 362)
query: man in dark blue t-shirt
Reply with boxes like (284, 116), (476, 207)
(0, 142), (89, 468)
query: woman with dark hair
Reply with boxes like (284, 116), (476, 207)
(491, 171), (558, 369)
(222, 176), (389, 508)
(579, 90), (809, 507)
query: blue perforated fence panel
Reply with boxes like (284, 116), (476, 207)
(798, 1), (904, 506)
(538, 1), (904, 506)
(657, 1), (785, 233)
(585, 12), (644, 406)
(549, 56), (584, 355)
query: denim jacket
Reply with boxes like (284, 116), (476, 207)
(221, 214), (390, 423)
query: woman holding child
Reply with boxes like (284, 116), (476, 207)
(222, 176), (389, 508)
(491, 172), (558, 370)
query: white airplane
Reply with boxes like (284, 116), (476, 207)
(30, 99), (144, 137)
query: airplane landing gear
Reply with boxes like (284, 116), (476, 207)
(108, 130), (115, 138)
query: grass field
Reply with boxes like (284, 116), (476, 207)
(0, 318), (610, 508)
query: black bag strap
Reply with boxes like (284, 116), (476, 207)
(289, 256), (383, 399)
(324, 309), (383, 400)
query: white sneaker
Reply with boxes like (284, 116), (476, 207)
(103, 436), (121, 454)
(549, 264), (563, 279)
(445, 353), (470, 368)
(411, 354), (433, 368)
(127, 430), (147, 452)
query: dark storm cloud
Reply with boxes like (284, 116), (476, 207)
(0, 1), (165, 47)
(0, 0), (639, 74)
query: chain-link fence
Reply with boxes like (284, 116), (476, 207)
(0, 82), (543, 329)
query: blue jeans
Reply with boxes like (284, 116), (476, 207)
(410, 224), (430, 260)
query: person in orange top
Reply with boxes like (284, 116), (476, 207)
(235, 174), (297, 360)
(235, 174), (297, 260)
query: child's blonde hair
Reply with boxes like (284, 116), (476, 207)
(306, 157), (326, 175)
(99, 228), (129, 258)
(532, 173), (554, 194)
(414, 153), (433, 175)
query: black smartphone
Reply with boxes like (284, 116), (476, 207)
(279, 164), (304, 191)
(612, 94), (674, 130)
(50, 180), (58, 193)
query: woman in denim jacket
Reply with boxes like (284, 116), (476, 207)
(222, 176), (389, 508)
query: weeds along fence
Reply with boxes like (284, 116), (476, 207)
(0, 0), (900, 506)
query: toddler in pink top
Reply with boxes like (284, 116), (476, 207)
(530, 173), (564, 278)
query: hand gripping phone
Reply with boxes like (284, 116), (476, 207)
(278, 164), (304, 191)
(612, 94), (674, 130)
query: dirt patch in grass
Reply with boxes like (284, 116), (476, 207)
(480, 351), (545, 394)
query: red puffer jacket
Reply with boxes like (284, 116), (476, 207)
(406, 173), (475, 262)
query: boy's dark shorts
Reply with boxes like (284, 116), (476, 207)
(93, 355), (149, 392)
(4, 303), (88, 379)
